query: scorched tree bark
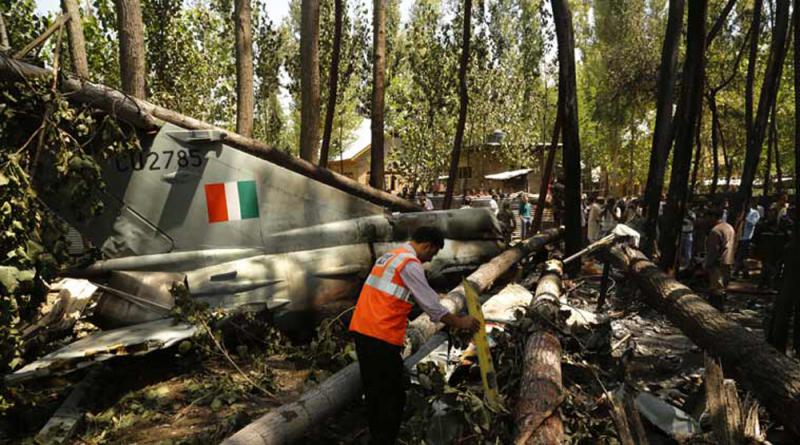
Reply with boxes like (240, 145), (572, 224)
(550, 0), (583, 269)
(658, 0), (706, 271)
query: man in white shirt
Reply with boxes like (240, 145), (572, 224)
(587, 196), (603, 242)
(489, 195), (499, 215)
(680, 208), (696, 269)
(735, 198), (761, 278)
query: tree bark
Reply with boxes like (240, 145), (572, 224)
(744, 0), (763, 162)
(0, 55), (421, 212)
(319, 0), (343, 169)
(369, 0), (386, 189)
(605, 245), (800, 436)
(643, 0), (685, 255)
(514, 260), (564, 445)
(762, 102), (775, 196)
(658, 0), (707, 272)
(234, 0), (254, 138)
(532, 114), (561, 233)
(223, 228), (563, 445)
(734, 0), (790, 222)
(690, 101), (703, 197)
(708, 94), (721, 196)
(114, 0), (146, 98)
(299, 0), (321, 164)
(772, 101), (782, 194)
(550, 0), (583, 270)
(61, 0), (89, 78)
(706, 0), (737, 47)
(443, 0), (472, 209)
(0, 14), (9, 51)
(705, 354), (744, 445)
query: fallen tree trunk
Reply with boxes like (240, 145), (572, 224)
(405, 227), (563, 352)
(514, 259), (564, 445)
(605, 245), (800, 436)
(223, 228), (563, 445)
(0, 55), (419, 212)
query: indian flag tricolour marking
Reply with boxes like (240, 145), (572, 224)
(204, 180), (259, 223)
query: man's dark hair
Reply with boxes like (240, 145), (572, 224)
(412, 226), (445, 249)
(707, 207), (724, 221)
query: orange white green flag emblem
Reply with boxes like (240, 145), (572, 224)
(204, 180), (259, 223)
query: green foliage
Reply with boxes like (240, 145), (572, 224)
(0, 72), (139, 413)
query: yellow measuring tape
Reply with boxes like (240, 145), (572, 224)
(462, 278), (503, 411)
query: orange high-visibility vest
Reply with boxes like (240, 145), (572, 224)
(349, 247), (420, 346)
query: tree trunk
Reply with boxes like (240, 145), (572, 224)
(532, 114), (561, 233)
(0, 55), (421, 212)
(734, 0), (790, 222)
(369, 0), (386, 189)
(709, 94), (721, 197)
(299, 0), (321, 164)
(643, 0), (685, 255)
(744, 0), (763, 163)
(223, 229), (563, 445)
(115, 0), (146, 98)
(762, 102), (774, 196)
(61, 0), (89, 78)
(772, 101), (782, 194)
(605, 245), (800, 436)
(0, 14), (9, 51)
(706, 0), (737, 47)
(690, 101), (703, 197)
(319, 0), (343, 169)
(658, 0), (707, 272)
(551, 0), (583, 271)
(234, 0), (254, 138)
(514, 260), (564, 445)
(405, 227), (563, 351)
(443, 0), (472, 209)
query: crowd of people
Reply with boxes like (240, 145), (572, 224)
(398, 184), (794, 309)
(582, 192), (795, 309)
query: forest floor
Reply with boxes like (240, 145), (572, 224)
(1, 258), (798, 444)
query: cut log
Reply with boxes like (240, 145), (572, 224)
(0, 55), (419, 212)
(223, 229), (563, 445)
(605, 245), (800, 436)
(514, 260), (564, 445)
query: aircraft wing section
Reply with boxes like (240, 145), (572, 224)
(5, 318), (196, 385)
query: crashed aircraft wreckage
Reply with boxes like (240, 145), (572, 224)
(1, 55), (506, 384)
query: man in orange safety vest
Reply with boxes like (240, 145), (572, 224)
(350, 226), (480, 444)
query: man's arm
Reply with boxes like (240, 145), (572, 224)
(400, 261), (480, 332)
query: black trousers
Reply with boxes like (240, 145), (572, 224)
(353, 332), (405, 445)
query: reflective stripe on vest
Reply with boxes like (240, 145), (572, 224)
(365, 251), (416, 303)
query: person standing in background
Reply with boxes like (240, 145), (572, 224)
(680, 207), (697, 270)
(734, 198), (761, 278)
(519, 194), (533, 239)
(705, 207), (735, 310)
(587, 196), (603, 242)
